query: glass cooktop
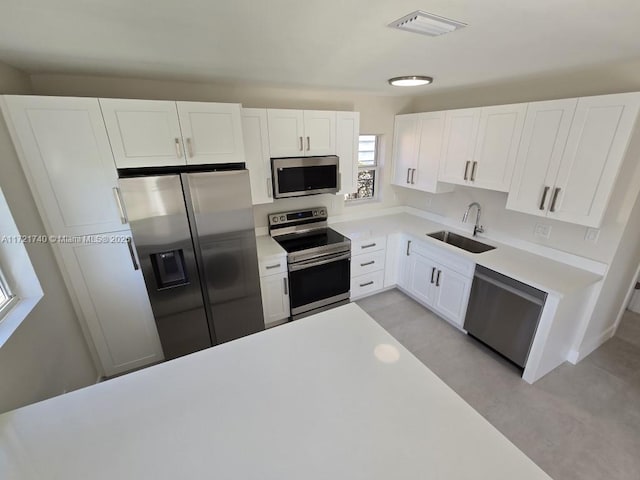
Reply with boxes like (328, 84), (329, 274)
(274, 228), (349, 253)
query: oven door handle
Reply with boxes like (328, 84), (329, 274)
(289, 251), (351, 272)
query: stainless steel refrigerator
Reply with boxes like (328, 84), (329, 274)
(118, 168), (264, 360)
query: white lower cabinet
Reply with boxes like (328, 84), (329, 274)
(350, 236), (387, 300)
(399, 238), (474, 328)
(60, 231), (164, 376)
(258, 256), (290, 327)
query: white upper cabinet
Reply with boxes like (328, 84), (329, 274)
(391, 112), (454, 194)
(176, 101), (245, 165)
(241, 108), (273, 205)
(439, 104), (526, 191)
(471, 103), (527, 191)
(100, 99), (184, 168)
(336, 111), (360, 195)
(1, 95), (127, 235)
(439, 108), (481, 185)
(549, 93), (640, 226)
(507, 93), (640, 227)
(100, 99), (244, 168)
(303, 110), (336, 155)
(267, 109), (336, 157)
(391, 114), (420, 187)
(506, 99), (578, 216)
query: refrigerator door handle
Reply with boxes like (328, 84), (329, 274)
(126, 237), (140, 271)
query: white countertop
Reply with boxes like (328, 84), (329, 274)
(329, 213), (602, 297)
(0, 304), (551, 480)
(255, 234), (285, 259)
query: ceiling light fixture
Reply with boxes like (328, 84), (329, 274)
(388, 76), (433, 87)
(388, 10), (467, 37)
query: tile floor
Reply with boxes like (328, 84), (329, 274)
(357, 289), (640, 480)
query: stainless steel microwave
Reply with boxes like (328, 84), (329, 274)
(271, 155), (339, 199)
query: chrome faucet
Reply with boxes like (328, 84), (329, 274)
(462, 202), (484, 237)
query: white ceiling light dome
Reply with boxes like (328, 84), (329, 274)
(388, 76), (434, 87)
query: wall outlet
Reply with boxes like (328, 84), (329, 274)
(534, 223), (552, 239)
(585, 228), (600, 243)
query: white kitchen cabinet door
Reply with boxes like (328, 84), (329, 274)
(1, 95), (127, 236)
(336, 111), (360, 195)
(548, 92), (640, 227)
(506, 99), (578, 216)
(471, 103), (527, 192)
(415, 112), (454, 194)
(59, 231), (164, 377)
(100, 98), (184, 168)
(405, 250), (437, 306)
(439, 108), (481, 185)
(432, 264), (473, 328)
(177, 101), (245, 165)
(304, 110), (336, 156)
(242, 108), (273, 205)
(260, 271), (290, 327)
(267, 109), (305, 157)
(391, 114), (419, 187)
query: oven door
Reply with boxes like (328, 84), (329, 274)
(288, 251), (350, 317)
(272, 156), (339, 198)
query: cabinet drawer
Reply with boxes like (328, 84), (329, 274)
(351, 250), (385, 277)
(351, 270), (384, 299)
(259, 256), (287, 276)
(351, 236), (387, 254)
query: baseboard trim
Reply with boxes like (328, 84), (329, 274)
(567, 324), (617, 364)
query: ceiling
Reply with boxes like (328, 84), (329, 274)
(2, 0), (640, 95)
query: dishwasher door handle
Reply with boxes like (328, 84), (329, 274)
(474, 272), (545, 305)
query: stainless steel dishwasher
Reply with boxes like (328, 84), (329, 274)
(463, 265), (547, 369)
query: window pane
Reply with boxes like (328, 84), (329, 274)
(358, 135), (377, 167)
(346, 169), (376, 200)
(0, 287), (7, 305)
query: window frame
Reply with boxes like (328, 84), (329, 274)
(0, 266), (18, 322)
(345, 134), (380, 203)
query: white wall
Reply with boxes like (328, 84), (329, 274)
(30, 73), (414, 228)
(0, 63), (97, 413)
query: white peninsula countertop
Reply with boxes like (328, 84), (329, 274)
(1, 304), (551, 480)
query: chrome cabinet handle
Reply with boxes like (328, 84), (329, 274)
(410, 168), (416, 184)
(186, 138), (194, 158)
(360, 261), (375, 267)
(539, 186), (550, 210)
(464, 161), (470, 180)
(359, 281), (374, 287)
(550, 187), (561, 212)
(175, 138), (183, 158)
(112, 187), (128, 224)
(361, 243), (376, 249)
(406, 168), (411, 184)
(306, 136), (310, 151)
(265, 263), (281, 270)
(471, 161), (478, 181)
(126, 237), (139, 271)
(431, 267), (436, 284)
(299, 136), (304, 151)
(267, 178), (273, 198)
(406, 240), (411, 256)
(436, 269), (441, 287)
(283, 277), (288, 295)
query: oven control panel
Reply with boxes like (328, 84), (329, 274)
(268, 207), (327, 228)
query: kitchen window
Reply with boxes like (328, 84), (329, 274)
(346, 135), (379, 201)
(0, 267), (18, 322)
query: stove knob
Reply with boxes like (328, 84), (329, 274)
(272, 216), (278, 223)
(313, 210), (318, 216)
(280, 215), (285, 222)
(319, 209), (325, 216)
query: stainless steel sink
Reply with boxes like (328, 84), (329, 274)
(427, 231), (495, 254)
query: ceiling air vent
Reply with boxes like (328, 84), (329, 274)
(388, 10), (467, 37)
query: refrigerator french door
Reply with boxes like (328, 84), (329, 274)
(119, 168), (264, 360)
